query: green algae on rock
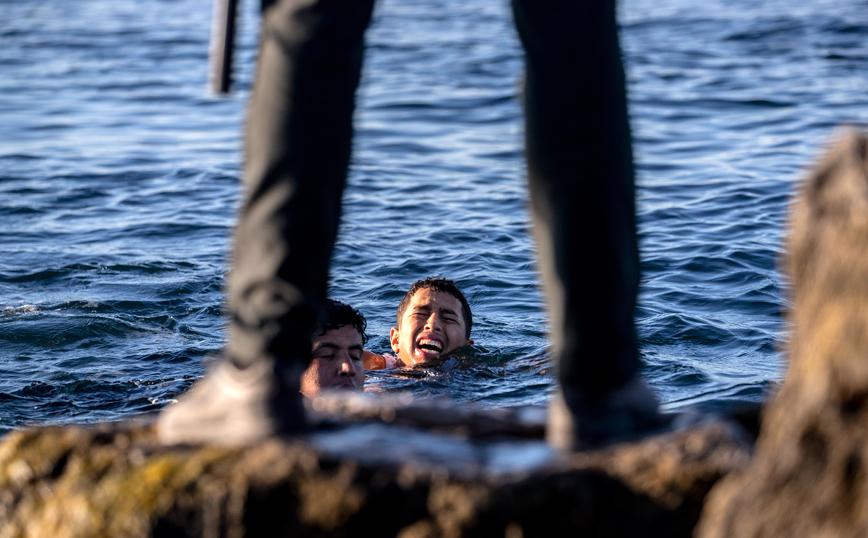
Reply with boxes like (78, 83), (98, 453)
(0, 410), (750, 538)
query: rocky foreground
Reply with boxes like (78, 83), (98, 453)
(0, 407), (752, 538)
(2, 132), (868, 537)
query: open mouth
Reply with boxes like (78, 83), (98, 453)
(416, 337), (444, 359)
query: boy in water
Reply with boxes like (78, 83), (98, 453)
(364, 278), (474, 369)
(301, 299), (366, 397)
(160, 0), (664, 450)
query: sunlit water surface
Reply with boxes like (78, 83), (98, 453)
(1, 0), (867, 434)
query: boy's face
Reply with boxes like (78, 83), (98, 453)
(301, 324), (364, 397)
(390, 288), (472, 366)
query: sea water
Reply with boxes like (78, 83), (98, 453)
(1, 0), (867, 434)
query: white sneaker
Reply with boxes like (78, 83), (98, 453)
(157, 358), (307, 446)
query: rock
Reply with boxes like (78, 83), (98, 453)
(0, 408), (751, 537)
(7, 130), (867, 538)
(697, 131), (868, 538)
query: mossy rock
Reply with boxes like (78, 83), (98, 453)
(0, 414), (750, 538)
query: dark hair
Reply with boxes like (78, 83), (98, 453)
(316, 299), (368, 344)
(396, 277), (472, 339)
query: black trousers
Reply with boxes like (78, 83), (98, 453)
(227, 0), (640, 401)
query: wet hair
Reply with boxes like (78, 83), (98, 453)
(396, 277), (472, 339)
(315, 299), (368, 344)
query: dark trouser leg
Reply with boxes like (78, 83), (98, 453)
(512, 0), (659, 448)
(229, 0), (375, 371)
(159, 0), (374, 445)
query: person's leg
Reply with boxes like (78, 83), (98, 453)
(511, 0), (662, 449)
(159, 0), (375, 445)
(229, 0), (374, 378)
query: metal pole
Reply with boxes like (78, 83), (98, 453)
(208, 0), (239, 94)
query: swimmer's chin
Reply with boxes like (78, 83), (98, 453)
(405, 344), (477, 367)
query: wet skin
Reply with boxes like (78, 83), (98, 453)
(390, 289), (473, 366)
(300, 324), (365, 397)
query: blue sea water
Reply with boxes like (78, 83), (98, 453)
(1, 0), (867, 434)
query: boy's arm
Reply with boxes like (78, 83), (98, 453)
(363, 350), (386, 370)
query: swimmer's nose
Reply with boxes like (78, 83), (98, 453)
(338, 357), (355, 376)
(424, 313), (443, 332)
